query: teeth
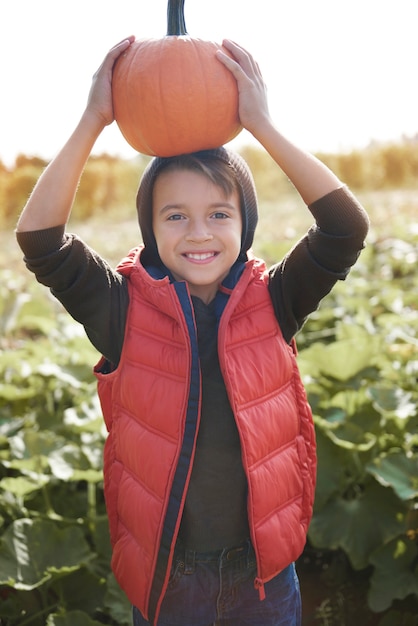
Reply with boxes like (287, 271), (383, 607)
(186, 252), (214, 260)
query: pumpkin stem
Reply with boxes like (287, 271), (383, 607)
(167, 0), (188, 36)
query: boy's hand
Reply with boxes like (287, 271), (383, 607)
(86, 36), (135, 129)
(216, 39), (271, 137)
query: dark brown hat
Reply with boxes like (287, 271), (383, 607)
(136, 147), (258, 267)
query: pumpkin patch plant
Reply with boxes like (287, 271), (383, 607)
(112, 0), (242, 156)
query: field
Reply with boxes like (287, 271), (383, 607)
(0, 182), (417, 626)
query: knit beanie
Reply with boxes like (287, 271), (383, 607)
(136, 147), (258, 267)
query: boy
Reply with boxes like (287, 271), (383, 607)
(16, 37), (369, 625)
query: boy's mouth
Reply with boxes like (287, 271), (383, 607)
(184, 252), (218, 261)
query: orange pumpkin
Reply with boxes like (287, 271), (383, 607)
(112, 0), (242, 157)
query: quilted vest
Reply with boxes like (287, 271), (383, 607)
(94, 247), (316, 624)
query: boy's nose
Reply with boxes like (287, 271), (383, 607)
(185, 220), (214, 242)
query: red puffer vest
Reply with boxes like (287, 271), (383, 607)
(94, 247), (316, 625)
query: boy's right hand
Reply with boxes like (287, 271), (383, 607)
(86, 36), (135, 129)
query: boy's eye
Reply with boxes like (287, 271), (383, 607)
(212, 211), (229, 219)
(167, 214), (184, 221)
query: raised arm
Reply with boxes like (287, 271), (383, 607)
(16, 36), (135, 233)
(217, 40), (342, 205)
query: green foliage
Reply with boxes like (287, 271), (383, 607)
(0, 274), (131, 625)
(295, 227), (418, 621)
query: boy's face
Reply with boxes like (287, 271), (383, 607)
(152, 168), (242, 304)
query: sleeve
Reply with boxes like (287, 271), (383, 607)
(16, 226), (128, 365)
(268, 186), (370, 343)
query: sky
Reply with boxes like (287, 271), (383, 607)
(1, 0), (417, 167)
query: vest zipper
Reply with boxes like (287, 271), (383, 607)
(254, 577), (266, 600)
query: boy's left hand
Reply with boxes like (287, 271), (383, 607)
(216, 39), (271, 137)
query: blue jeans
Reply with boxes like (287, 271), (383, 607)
(133, 539), (301, 626)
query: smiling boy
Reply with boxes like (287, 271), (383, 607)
(152, 165), (242, 303)
(16, 37), (369, 626)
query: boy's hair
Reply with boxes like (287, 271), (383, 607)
(136, 147), (258, 267)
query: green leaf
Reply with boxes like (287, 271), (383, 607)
(299, 335), (380, 381)
(63, 402), (104, 434)
(5, 455), (50, 473)
(48, 444), (102, 481)
(368, 537), (418, 612)
(90, 515), (112, 563)
(46, 610), (104, 626)
(0, 518), (92, 589)
(315, 414), (377, 451)
(49, 567), (106, 614)
(0, 383), (38, 401)
(378, 611), (418, 626)
(367, 451), (418, 500)
(9, 429), (67, 460)
(309, 478), (407, 570)
(104, 572), (132, 625)
(0, 476), (48, 497)
(37, 362), (83, 388)
(368, 386), (416, 419)
(312, 425), (361, 509)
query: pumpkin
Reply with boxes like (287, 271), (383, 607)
(112, 0), (242, 156)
